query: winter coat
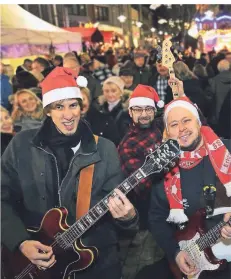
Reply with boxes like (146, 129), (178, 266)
(207, 71), (231, 123)
(1, 132), (13, 155)
(14, 115), (44, 131)
(131, 63), (152, 87)
(217, 89), (231, 139)
(0, 74), (13, 109)
(98, 94), (132, 144)
(83, 105), (121, 146)
(148, 139), (231, 263)
(1, 119), (138, 254)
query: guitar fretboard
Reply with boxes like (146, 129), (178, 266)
(60, 169), (144, 246)
(196, 217), (231, 251)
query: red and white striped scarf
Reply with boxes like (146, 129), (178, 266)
(164, 126), (231, 223)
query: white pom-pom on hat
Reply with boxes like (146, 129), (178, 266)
(157, 100), (165, 108)
(76, 76), (88, 87)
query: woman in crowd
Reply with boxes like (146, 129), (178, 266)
(193, 63), (209, 90)
(11, 89), (44, 131)
(81, 87), (121, 146)
(99, 76), (131, 142)
(0, 106), (14, 155)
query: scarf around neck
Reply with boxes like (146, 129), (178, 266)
(164, 126), (231, 224)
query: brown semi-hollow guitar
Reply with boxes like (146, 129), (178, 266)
(2, 139), (180, 279)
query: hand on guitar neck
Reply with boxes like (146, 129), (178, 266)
(168, 76), (185, 100)
(221, 212), (231, 239)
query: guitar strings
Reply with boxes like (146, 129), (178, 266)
(16, 145), (179, 279)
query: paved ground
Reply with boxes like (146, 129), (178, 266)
(119, 230), (164, 279)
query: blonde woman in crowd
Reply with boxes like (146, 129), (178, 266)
(11, 89), (44, 131)
(0, 106), (14, 155)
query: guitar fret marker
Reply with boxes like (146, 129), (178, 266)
(96, 206), (103, 214)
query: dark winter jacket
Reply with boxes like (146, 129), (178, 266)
(148, 139), (231, 262)
(98, 97), (131, 144)
(131, 63), (152, 87)
(207, 71), (231, 123)
(1, 119), (138, 253)
(217, 89), (231, 139)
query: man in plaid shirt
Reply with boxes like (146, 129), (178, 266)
(118, 85), (165, 271)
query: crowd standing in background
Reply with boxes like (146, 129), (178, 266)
(1, 42), (231, 279)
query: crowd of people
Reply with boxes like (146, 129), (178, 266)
(1, 42), (231, 279)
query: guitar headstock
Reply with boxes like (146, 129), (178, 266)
(141, 139), (180, 176)
(162, 39), (179, 99)
(162, 39), (176, 70)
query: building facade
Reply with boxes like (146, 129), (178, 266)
(19, 4), (153, 47)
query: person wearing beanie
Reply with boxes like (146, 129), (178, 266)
(149, 96), (231, 279)
(1, 66), (139, 279)
(131, 51), (152, 88)
(98, 76), (132, 143)
(119, 67), (136, 91)
(117, 84), (166, 277)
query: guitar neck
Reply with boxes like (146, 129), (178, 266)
(61, 168), (146, 245)
(196, 217), (231, 251)
(169, 68), (179, 99)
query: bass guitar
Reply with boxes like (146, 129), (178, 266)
(170, 208), (231, 279)
(2, 139), (180, 279)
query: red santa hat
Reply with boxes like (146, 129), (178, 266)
(129, 85), (164, 109)
(40, 67), (88, 108)
(164, 96), (201, 126)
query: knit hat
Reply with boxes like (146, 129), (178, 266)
(103, 76), (125, 93)
(164, 96), (201, 126)
(129, 85), (164, 109)
(40, 67), (87, 108)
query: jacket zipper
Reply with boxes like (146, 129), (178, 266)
(36, 147), (62, 206)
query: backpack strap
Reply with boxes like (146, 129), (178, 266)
(76, 135), (99, 220)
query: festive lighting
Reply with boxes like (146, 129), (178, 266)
(158, 19), (167, 24)
(164, 32), (168, 35)
(150, 27), (156, 32)
(150, 4), (161, 10)
(204, 10), (214, 18)
(136, 21), (143, 28)
(217, 15), (231, 21)
(159, 30), (163, 35)
(117, 15), (127, 23)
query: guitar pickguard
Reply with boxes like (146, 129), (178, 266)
(179, 233), (220, 279)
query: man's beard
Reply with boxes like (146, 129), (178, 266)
(135, 116), (153, 129)
(181, 134), (202, 152)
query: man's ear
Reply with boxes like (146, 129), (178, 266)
(128, 108), (132, 118)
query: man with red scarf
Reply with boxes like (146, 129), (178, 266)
(149, 96), (231, 279)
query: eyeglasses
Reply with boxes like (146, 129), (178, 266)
(131, 107), (155, 115)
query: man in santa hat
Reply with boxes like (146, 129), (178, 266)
(117, 84), (166, 274)
(149, 96), (231, 279)
(1, 67), (139, 279)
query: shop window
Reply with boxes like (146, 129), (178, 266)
(66, 5), (86, 16)
(95, 6), (109, 21)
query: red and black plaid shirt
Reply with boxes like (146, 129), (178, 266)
(118, 117), (164, 193)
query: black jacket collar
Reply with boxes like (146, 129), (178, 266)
(32, 117), (97, 155)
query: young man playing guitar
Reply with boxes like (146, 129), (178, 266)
(148, 94), (231, 279)
(1, 67), (139, 279)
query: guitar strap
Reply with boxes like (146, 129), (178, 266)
(76, 135), (98, 220)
